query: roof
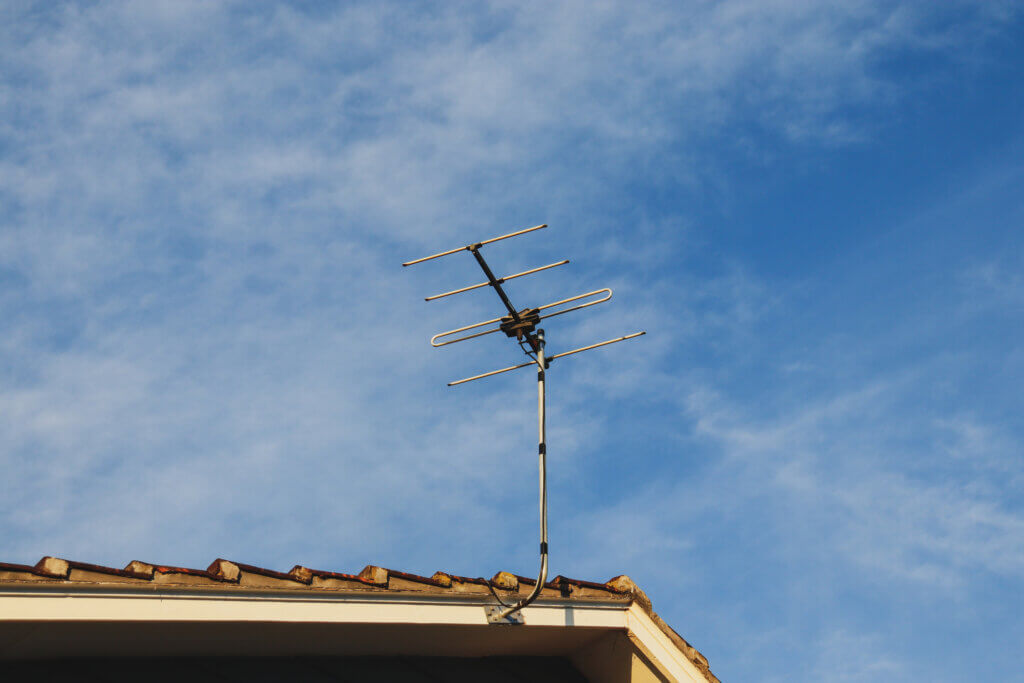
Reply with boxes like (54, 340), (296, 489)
(0, 556), (717, 682)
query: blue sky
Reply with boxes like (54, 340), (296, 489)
(1, 1), (1022, 680)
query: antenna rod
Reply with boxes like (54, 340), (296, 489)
(446, 331), (647, 386)
(401, 224), (548, 267)
(497, 329), (548, 620)
(424, 260), (569, 302)
(548, 331), (646, 361)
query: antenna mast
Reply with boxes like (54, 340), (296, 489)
(404, 224), (645, 623)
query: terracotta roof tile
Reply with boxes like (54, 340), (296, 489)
(0, 561), (43, 582)
(125, 561), (156, 578)
(153, 564), (212, 577)
(358, 564), (389, 586)
(384, 568), (450, 588)
(300, 566), (377, 588)
(67, 559), (152, 582)
(219, 560), (313, 587)
(35, 556), (70, 578)
(430, 571), (453, 587)
(489, 571), (518, 591)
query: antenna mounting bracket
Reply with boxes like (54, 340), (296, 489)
(499, 308), (540, 339)
(484, 605), (525, 625)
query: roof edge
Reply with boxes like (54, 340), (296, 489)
(0, 557), (715, 681)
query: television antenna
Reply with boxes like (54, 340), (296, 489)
(403, 223), (645, 624)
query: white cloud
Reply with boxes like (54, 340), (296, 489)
(678, 374), (1024, 585)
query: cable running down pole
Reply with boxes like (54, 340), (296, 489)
(497, 329), (548, 620)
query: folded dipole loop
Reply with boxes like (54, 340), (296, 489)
(430, 288), (613, 347)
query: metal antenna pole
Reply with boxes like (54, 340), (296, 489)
(497, 329), (548, 621)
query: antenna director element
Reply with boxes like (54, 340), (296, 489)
(403, 223), (646, 623)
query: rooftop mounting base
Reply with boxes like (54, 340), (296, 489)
(484, 605), (525, 625)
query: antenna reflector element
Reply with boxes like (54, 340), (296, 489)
(402, 224), (548, 267)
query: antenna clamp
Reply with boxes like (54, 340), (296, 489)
(499, 308), (540, 339)
(484, 605), (525, 625)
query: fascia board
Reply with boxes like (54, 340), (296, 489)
(626, 603), (710, 683)
(0, 586), (628, 630)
